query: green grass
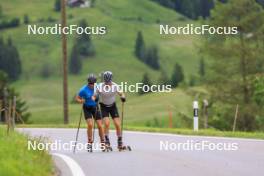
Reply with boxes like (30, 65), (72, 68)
(16, 88), (193, 126)
(125, 126), (264, 139)
(15, 124), (264, 140)
(0, 125), (54, 176)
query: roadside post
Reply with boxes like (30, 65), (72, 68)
(193, 101), (199, 131)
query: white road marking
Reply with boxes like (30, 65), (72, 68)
(125, 130), (264, 142)
(52, 153), (85, 176)
(17, 128), (264, 142)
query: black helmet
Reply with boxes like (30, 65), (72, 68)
(87, 73), (97, 84)
(103, 71), (113, 83)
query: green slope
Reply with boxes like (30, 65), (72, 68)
(0, 0), (198, 125)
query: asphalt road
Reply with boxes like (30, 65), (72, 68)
(18, 128), (264, 176)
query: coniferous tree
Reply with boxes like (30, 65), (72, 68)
(139, 73), (152, 95)
(0, 5), (2, 17)
(54, 0), (61, 12)
(170, 63), (184, 88)
(145, 46), (160, 70)
(76, 19), (95, 57)
(135, 31), (145, 60)
(0, 71), (30, 123)
(69, 43), (82, 74)
(24, 14), (30, 24)
(7, 38), (22, 80)
(0, 37), (22, 81)
(158, 70), (170, 85)
(199, 58), (205, 78)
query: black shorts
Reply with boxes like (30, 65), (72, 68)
(100, 103), (119, 119)
(83, 105), (102, 120)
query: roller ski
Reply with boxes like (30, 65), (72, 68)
(104, 136), (113, 152)
(118, 102), (132, 152)
(101, 140), (112, 152)
(87, 141), (93, 153)
(118, 137), (132, 152)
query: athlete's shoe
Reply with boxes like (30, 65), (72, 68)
(117, 136), (123, 149)
(105, 135), (111, 146)
(87, 141), (93, 153)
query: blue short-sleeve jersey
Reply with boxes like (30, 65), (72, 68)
(78, 85), (96, 107)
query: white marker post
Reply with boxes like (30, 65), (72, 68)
(193, 101), (199, 131)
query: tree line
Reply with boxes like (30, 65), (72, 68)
(151, 0), (263, 19)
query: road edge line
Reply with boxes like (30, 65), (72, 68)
(52, 153), (85, 176)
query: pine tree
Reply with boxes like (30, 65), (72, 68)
(0, 38), (22, 81)
(139, 73), (152, 95)
(199, 57), (205, 78)
(54, 0), (61, 12)
(145, 46), (160, 70)
(158, 70), (170, 85)
(135, 31), (145, 60)
(0, 5), (2, 17)
(7, 38), (22, 80)
(76, 19), (95, 57)
(0, 71), (30, 123)
(69, 43), (82, 74)
(91, 0), (96, 7)
(256, 0), (264, 7)
(171, 63), (184, 88)
(24, 14), (30, 24)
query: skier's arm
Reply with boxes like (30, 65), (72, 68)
(75, 95), (85, 104)
(92, 85), (99, 102)
(76, 89), (85, 104)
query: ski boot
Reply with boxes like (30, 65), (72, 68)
(87, 141), (93, 153)
(105, 135), (113, 152)
(118, 137), (132, 152)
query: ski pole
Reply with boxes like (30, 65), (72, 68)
(121, 102), (124, 137)
(92, 104), (98, 142)
(73, 105), (83, 153)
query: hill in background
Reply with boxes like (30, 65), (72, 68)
(0, 0), (199, 125)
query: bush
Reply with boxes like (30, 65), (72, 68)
(47, 16), (56, 23)
(40, 63), (53, 78)
(0, 17), (20, 30)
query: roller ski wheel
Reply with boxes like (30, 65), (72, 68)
(105, 145), (113, 152)
(102, 143), (113, 152)
(118, 145), (132, 152)
(87, 143), (93, 153)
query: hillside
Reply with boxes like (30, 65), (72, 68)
(0, 0), (199, 125)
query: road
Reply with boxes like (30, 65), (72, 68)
(18, 128), (264, 176)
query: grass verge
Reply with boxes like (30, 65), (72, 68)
(16, 124), (264, 140)
(0, 125), (54, 176)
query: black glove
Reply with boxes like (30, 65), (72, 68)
(121, 97), (126, 103)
